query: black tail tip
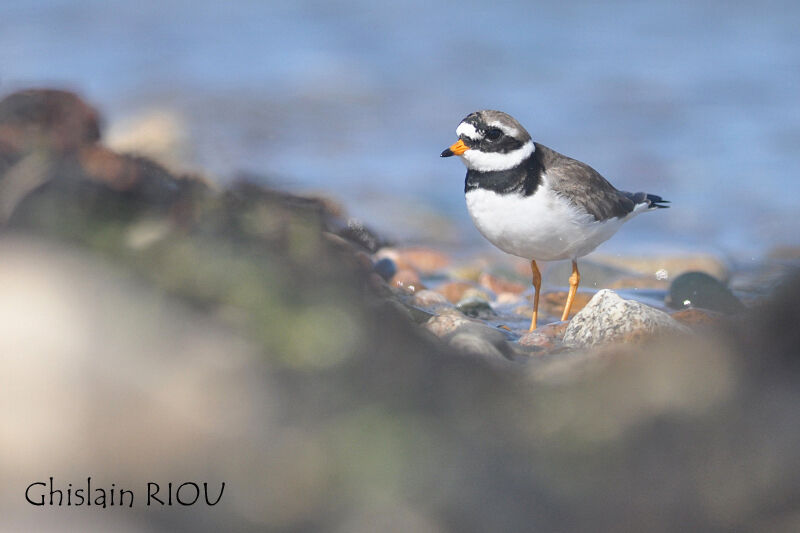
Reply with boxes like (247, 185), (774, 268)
(646, 194), (670, 209)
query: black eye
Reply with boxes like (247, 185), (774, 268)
(485, 128), (503, 141)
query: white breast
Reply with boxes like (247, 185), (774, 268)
(464, 177), (646, 261)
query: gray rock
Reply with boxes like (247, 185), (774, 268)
(444, 322), (516, 364)
(666, 271), (745, 314)
(564, 289), (689, 348)
(456, 290), (496, 318)
(423, 310), (474, 337)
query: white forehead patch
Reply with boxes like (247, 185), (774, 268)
(459, 140), (535, 172)
(456, 122), (481, 140)
(487, 120), (519, 138)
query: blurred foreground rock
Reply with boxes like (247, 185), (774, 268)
(3, 89), (800, 533)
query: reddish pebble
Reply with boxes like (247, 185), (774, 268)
(435, 281), (475, 303)
(518, 322), (568, 350)
(478, 272), (526, 295)
(670, 308), (723, 327)
(394, 247), (451, 275)
(541, 291), (594, 318)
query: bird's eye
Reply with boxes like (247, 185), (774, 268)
(485, 128), (503, 141)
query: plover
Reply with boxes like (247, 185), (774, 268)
(441, 110), (668, 331)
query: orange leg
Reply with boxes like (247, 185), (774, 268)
(561, 260), (580, 321)
(529, 260), (541, 332)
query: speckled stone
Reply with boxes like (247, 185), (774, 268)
(563, 289), (689, 348)
(518, 322), (568, 350)
(412, 289), (450, 308)
(423, 310), (475, 337)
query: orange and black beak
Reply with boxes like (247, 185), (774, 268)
(440, 139), (469, 158)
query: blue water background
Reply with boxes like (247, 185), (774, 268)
(2, 0), (799, 256)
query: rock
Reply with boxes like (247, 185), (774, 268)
(461, 287), (492, 301)
(336, 219), (387, 253)
(671, 308), (724, 328)
(373, 257), (397, 281)
(390, 269), (424, 293)
(0, 89), (100, 155)
(541, 290), (594, 318)
(423, 310), (475, 337)
(105, 109), (187, 170)
(444, 322), (515, 364)
(563, 290), (689, 348)
(496, 292), (525, 305)
(456, 296), (495, 319)
(435, 281), (475, 303)
(353, 251), (374, 273)
(666, 271), (745, 314)
(393, 246), (451, 274)
(412, 289), (450, 308)
(518, 322), (568, 351)
(592, 253), (730, 283)
(446, 263), (484, 283)
(478, 272), (526, 295)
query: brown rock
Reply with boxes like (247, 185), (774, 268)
(390, 268), (425, 293)
(518, 322), (568, 350)
(0, 89), (100, 155)
(478, 272), (526, 295)
(394, 246), (450, 274)
(77, 145), (188, 194)
(541, 291), (594, 318)
(435, 281), (475, 303)
(670, 308), (723, 328)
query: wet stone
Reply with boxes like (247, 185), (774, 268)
(666, 271), (745, 314)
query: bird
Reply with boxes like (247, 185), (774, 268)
(441, 110), (668, 331)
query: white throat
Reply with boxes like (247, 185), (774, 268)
(459, 140), (535, 172)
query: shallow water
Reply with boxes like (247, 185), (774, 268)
(3, 0), (800, 256)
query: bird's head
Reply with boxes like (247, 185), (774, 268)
(441, 110), (534, 172)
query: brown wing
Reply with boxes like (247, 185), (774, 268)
(534, 143), (635, 221)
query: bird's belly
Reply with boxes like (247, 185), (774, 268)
(465, 188), (626, 261)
